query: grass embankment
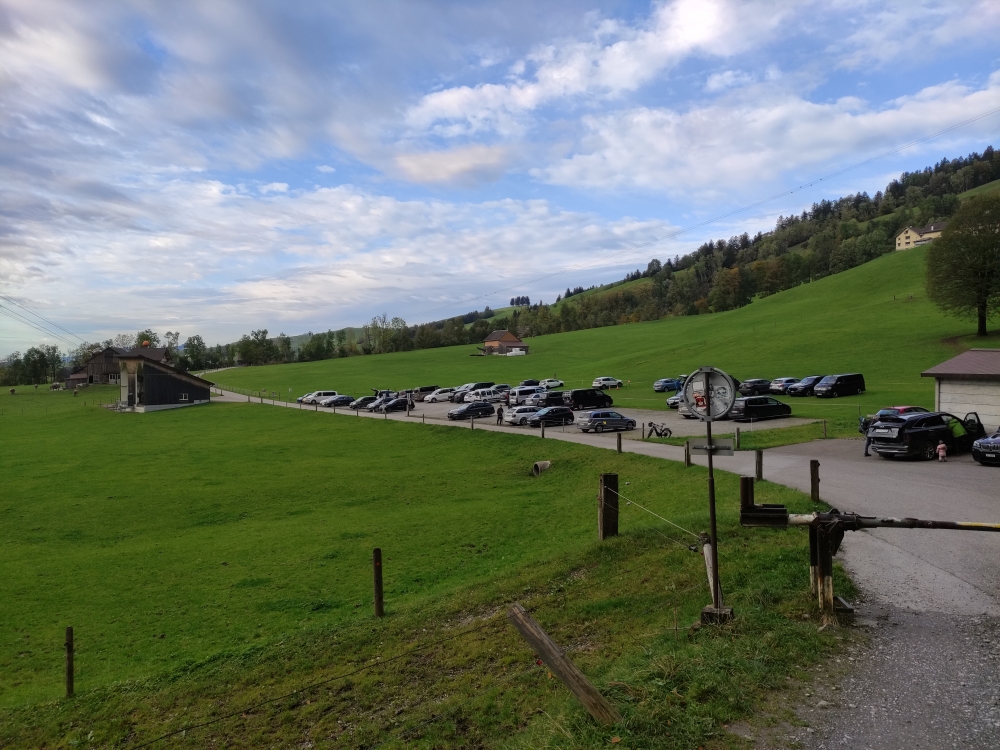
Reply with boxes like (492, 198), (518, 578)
(2, 387), (848, 748)
(215, 246), (999, 425)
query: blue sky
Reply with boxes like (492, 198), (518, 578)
(1, 0), (999, 352)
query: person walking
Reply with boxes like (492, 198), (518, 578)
(860, 413), (874, 456)
(936, 440), (948, 462)
(496, 405), (504, 425)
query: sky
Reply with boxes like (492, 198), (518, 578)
(2, 0), (1000, 352)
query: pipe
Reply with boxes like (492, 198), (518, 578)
(532, 461), (551, 476)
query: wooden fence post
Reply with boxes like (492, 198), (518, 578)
(755, 449), (763, 481)
(810, 460), (821, 502)
(373, 548), (384, 618)
(598, 473), (619, 540)
(809, 526), (819, 596)
(65, 626), (74, 698)
(541, 422), (545, 439)
(739, 475), (754, 512)
(734, 427), (741, 450)
(684, 441), (691, 467)
(507, 604), (621, 726)
(616, 432), (622, 453)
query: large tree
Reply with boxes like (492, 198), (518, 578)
(926, 194), (1000, 336)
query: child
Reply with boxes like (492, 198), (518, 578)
(936, 440), (948, 462)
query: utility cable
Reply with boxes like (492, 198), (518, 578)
(413, 103), (1000, 318)
(0, 305), (78, 347)
(0, 293), (86, 344)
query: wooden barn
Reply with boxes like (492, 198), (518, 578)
(482, 330), (529, 355)
(117, 354), (212, 412)
(65, 346), (171, 388)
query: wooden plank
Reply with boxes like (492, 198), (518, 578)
(507, 604), (621, 725)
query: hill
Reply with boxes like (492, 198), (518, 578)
(215, 245), (999, 424)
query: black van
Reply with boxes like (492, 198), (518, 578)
(814, 373), (865, 398)
(564, 389), (614, 410)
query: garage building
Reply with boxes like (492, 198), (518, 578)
(921, 348), (1000, 431)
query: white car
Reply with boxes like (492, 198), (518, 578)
(539, 378), (564, 389)
(303, 390), (338, 404)
(505, 406), (540, 425)
(425, 388), (455, 403)
(592, 376), (623, 389)
(466, 388), (502, 403)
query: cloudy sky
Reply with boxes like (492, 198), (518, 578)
(2, 0), (999, 351)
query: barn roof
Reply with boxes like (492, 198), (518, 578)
(116, 354), (214, 387)
(921, 349), (1000, 380)
(484, 329), (523, 343)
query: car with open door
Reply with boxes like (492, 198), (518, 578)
(869, 411), (986, 460)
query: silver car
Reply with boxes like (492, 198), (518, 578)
(505, 405), (540, 425)
(577, 410), (636, 433)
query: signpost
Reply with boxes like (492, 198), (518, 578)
(682, 367), (736, 624)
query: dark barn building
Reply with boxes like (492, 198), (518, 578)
(117, 355), (212, 412)
(65, 346), (171, 389)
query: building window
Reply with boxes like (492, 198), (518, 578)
(179, 393), (189, 402)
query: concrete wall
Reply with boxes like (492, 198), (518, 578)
(936, 379), (1000, 431)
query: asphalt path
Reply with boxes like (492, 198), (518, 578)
(217, 390), (1000, 748)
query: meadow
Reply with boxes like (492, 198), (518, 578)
(2, 386), (847, 748)
(214, 246), (999, 433)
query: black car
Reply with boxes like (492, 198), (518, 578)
(367, 395), (392, 411)
(869, 411), (986, 460)
(738, 379), (771, 396)
(324, 394), (354, 407)
(729, 396), (792, 422)
(972, 430), (1000, 466)
(527, 406), (574, 427)
(519, 379), (540, 386)
(349, 396), (376, 409)
(564, 389), (613, 410)
(447, 401), (495, 420)
(527, 390), (566, 408)
(379, 397), (410, 413)
(787, 375), (826, 396)
(814, 373), (865, 398)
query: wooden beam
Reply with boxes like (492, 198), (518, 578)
(507, 604), (621, 726)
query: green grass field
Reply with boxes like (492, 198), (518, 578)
(2, 386), (848, 748)
(215, 246), (999, 431)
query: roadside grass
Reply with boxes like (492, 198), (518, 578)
(649, 417), (861, 450)
(1, 387), (849, 747)
(214, 246), (999, 425)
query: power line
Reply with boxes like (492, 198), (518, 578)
(0, 305), (77, 347)
(413, 103), (1000, 319)
(0, 293), (86, 344)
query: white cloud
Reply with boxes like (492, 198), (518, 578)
(260, 182), (289, 194)
(315, 165), (336, 173)
(705, 69), (754, 93)
(537, 72), (1000, 192)
(395, 144), (510, 184)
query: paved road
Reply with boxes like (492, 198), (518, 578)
(218, 390), (1000, 748)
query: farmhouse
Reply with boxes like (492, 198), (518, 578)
(117, 354), (212, 412)
(482, 329), (529, 355)
(921, 348), (1000, 431)
(894, 221), (947, 250)
(65, 346), (171, 388)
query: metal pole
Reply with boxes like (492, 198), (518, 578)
(706, 415), (721, 610)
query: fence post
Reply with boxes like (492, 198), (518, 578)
(65, 626), (74, 698)
(541, 422), (545, 439)
(598, 473), (619, 540)
(755, 449), (763, 481)
(810, 460), (821, 502)
(739, 475), (754, 512)
(734, 427), (740, 450)
(823, 419), (827, 439)
(684, 441), (691, 467)
(507, 604), (621, 725)
(616, 432), (622, 453)
(809, 526), (819, 596)
(373, 548), (384, 618)
(817, 529), (834, 619)
(470, 417), (474, 430)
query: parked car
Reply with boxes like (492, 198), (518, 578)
(972, 429), (1000, 466)
(738, 379), (771, 396)
(320, 394), (354, 407)
(379, 397), (410, 413)
(769, 378), (800, 395)
(814, 373), (866, 398)
(859, 406), (930, 435)
(565, 388), (613, 410)
(302, 390), (338, 404)
(577, 410), (635, 433)
(425, 387), (455, 403)
(526, 390), (565, 408)
(450, 383), (475, 402)
(465, 387), (502, 403)
(410, 385), (439, 402)
(528, 406), (574, 427)
(349, 396), (376, 410)
(665, 393), (685, 409)
(869, 411), (986, 459)
(539, 378), (564, 389)
(505, 405), (540, 425)
(494, 383), (511, 393)
(592, 376), (623, 389)
(653, 377), (684, 392)
(296, 391), (317, 403)
(509, 386), (544, 405)
(786, 375), (826, 396)
(367, 395), (392, 411)
(519, 379), (540, 387)
(729, 396), (792, 422)
(447, 401), (495, 420)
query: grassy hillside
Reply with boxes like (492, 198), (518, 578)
(958, 177), (1000, 199)
(217, 246), (998, 423)
(2, 387), (840, 748)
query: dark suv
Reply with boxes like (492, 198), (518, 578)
(564, 389), (613, 410)
(814, 373), (865, 398)
(528, 406), (574, 427)
(869, 411), (986, 459)
(787, 375), (826, 396)
(738, 379), (771, 396)
(729, 396), (792, 422)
